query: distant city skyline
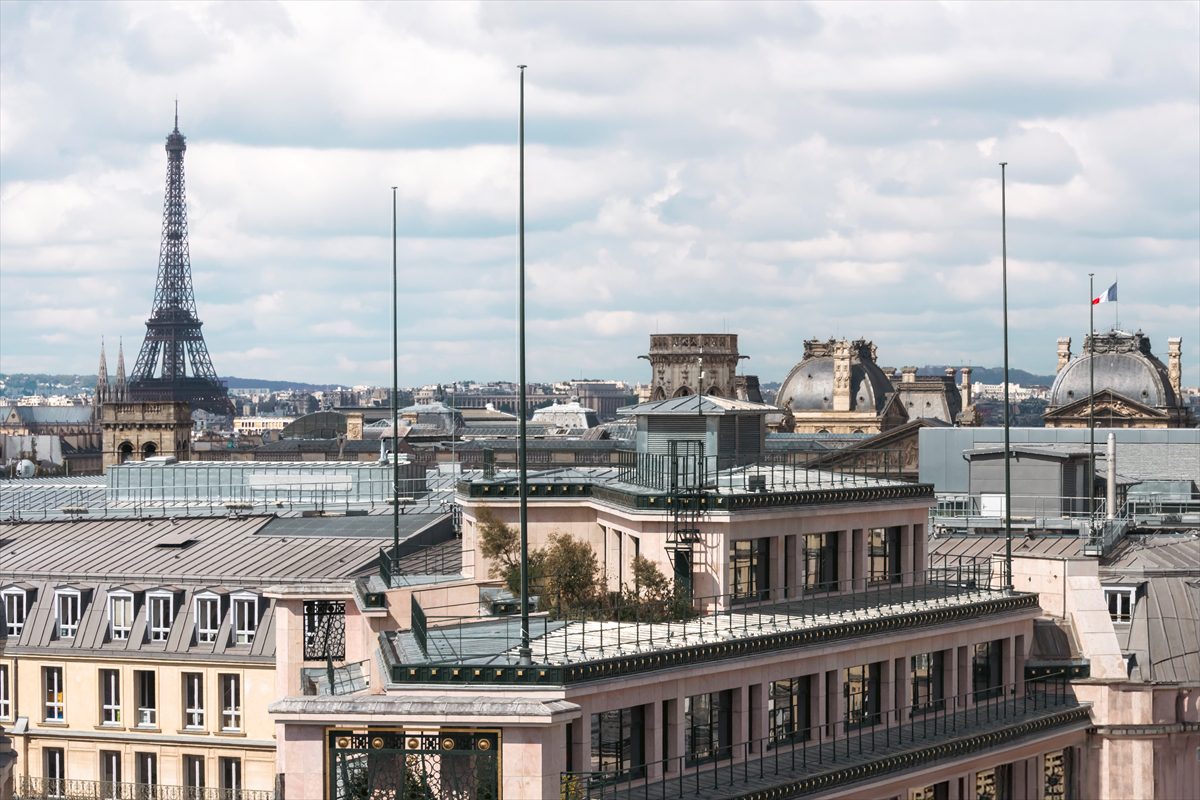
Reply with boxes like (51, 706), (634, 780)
(1, 1), (1197, 386)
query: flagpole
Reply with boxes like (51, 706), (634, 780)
(1089, 273), (1096, 533)
(1000, 162), (1012, 592)
(516, 64), (532, 667)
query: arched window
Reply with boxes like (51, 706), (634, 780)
(118, 442), (134, 464)
(142, 442), (158, 458)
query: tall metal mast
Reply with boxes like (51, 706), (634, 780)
(392, 186), (400, 568)
(517, 65), (532, 666)
(1088, 272), (1096, 535)
(128, 107), (228, 414)
(1000, 162), (1013, 592)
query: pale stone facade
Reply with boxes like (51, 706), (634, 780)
(100, 401), (193, 471)
(643, 333), (743, 400)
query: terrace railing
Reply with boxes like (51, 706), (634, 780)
(17, 777), (275, 800)
(392, 556), (1008, 670)
(560, 673), (1080, 800)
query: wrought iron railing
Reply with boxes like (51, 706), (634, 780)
(379, 542), (466, 586)
(614, 450), (918, 493)
(392, 556), (1005, 670)
(560, 673), (1079, 799)
(17, 777), (275, 800)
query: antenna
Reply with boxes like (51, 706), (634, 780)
(1000, 162), (1013, 592)
(516, 64), (532, 667)
(174, 98), (179, 131)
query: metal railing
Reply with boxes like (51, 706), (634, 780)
(932, 493), (1108, 521)
(560, 673), (1077, 800)
(378, 542), (467, 586)
(398, 556), (1004, 667)
(17, 777), (275, 800)
(615, 450), (918, 493)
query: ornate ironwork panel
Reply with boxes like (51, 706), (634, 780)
(328, 729), (500, 800)
(304, 600), (347, 661)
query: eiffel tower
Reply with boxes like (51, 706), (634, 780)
(128, 108), (230, 415)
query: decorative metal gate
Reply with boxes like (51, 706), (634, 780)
(328, 729), (500, 800)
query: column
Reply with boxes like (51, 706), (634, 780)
(769, 537), (785, 602)
(893, 657), (906, 723)
(1014, 634), (1027, 697)
(900, 524), (914, 586)
(837, 530), (852, 594)
(665, 697), (683, 774)
(943, 647), (958, 716)
(852, 529), (867, 591)
(732, 684), (750, 761)
(784, 534), (798, 598)
(749, 682), (767, 754)
(826, 669), (843, 741)
(913, 523), (927, 581)
(645, 700), (663, 780)
(569, 716), (587, 779)
(879, 658), (895, 725)
(1002, 636), (1015, 697)
(958, 645), (971, 708)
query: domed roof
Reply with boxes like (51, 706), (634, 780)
(1048, 331), (1177, 408)
(778, 339), (895, 413)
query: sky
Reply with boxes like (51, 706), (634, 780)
(1, 1), (1198, 389)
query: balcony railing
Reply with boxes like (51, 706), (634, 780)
(560, 674), (1083, 800)
(17, 777), (275, 800)
(383, 557), (1032, 685)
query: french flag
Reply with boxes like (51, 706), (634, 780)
(1092, 282), (1117, 305)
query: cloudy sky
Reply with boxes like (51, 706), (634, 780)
(2, 1), (1197, 388)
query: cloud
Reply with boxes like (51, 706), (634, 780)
(0, 0), (1197, 388)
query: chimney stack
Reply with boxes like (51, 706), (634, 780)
(1056, 337), (1072, 373)
(960, 367), (973, 408)
(1167, 338), (1183, 400)
(900, 366), (917, 384)
(832, 340), (852, 411)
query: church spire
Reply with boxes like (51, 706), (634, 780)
(96, 339), (109, 404)
(115, 339), (127, 402)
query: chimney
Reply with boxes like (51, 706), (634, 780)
(1056, 337), (1072, 373)
(832, 340), (852, 411)
(900, 366), (917, 384)
(1167, 338), (1183, 400)
(960, 367), (973, 407)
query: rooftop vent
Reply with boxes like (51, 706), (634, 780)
(154, 530), (198, 549)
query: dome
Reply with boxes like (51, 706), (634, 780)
(778, 341), (895, 413)
(1048, 331), (1177, 409)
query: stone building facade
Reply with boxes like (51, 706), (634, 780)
(643, 333), (745, 400)
(99, 401), (193, 471)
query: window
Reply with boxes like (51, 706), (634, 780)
(1105, 588), (1135, 623)
(590, 706), (645, 780)
(134, 670), (157, 727)
(975, 764), (1012, 800)
(231, 594), (258, 645)
(911, 652), (944, 712)
(844, 662), (881, 728)
(220, 674), (242, 731)
(803, 532), (838, 592)
(219, 757), (242, 794)
(769, 675), (811, 745)
(183, 672), (205, 729)
(100, 750), (122, 796)
(44, 747), (65, 798)
(867, 527), (901, 585)
(147, 591), (174, 642)
(973, 640), (1004, 701)
(135, 752), (158, 787)
(44, 666), (65, 722)
(1044, 748), (1072, 799)
(100, 668), (121, 725)
(685, 690), (732, 764)
(0, 664), (9, 719)
(194, 594), (220, 644)
(183, 755), (205, 797)
(108, 592), (134, 640)
(729, 538), (770, 602)
(55, 589), (81, 638)
(2, 588), (27, 636)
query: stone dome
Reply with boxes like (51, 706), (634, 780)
(778, 340), (895, 413)
(1048, 331), (1177, 409)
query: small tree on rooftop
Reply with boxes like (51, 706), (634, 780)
(541, 532), (601, 615)
(620, 555), (695, 622)
(476, 505), (533, 596)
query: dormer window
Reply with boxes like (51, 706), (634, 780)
(108, 591), (134, 641)
(2, 588), (26, 637)
(55, 589), (81, 639)
(194, 593), (221, 644)
(146, 591), (175, 643)
(231, 593), (259, 646)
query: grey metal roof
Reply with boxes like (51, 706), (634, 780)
(0, 515), (384, 583)
(1123, 577), (1200, 682)
(257, 512), (450, 540)
(1101, 533), (1200, 575)
(928, 533), (1085, 561)
(617, 396), (777, 417)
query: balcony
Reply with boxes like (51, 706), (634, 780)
(560, 675), (1087, 799)
(17, 778), (275, 800)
